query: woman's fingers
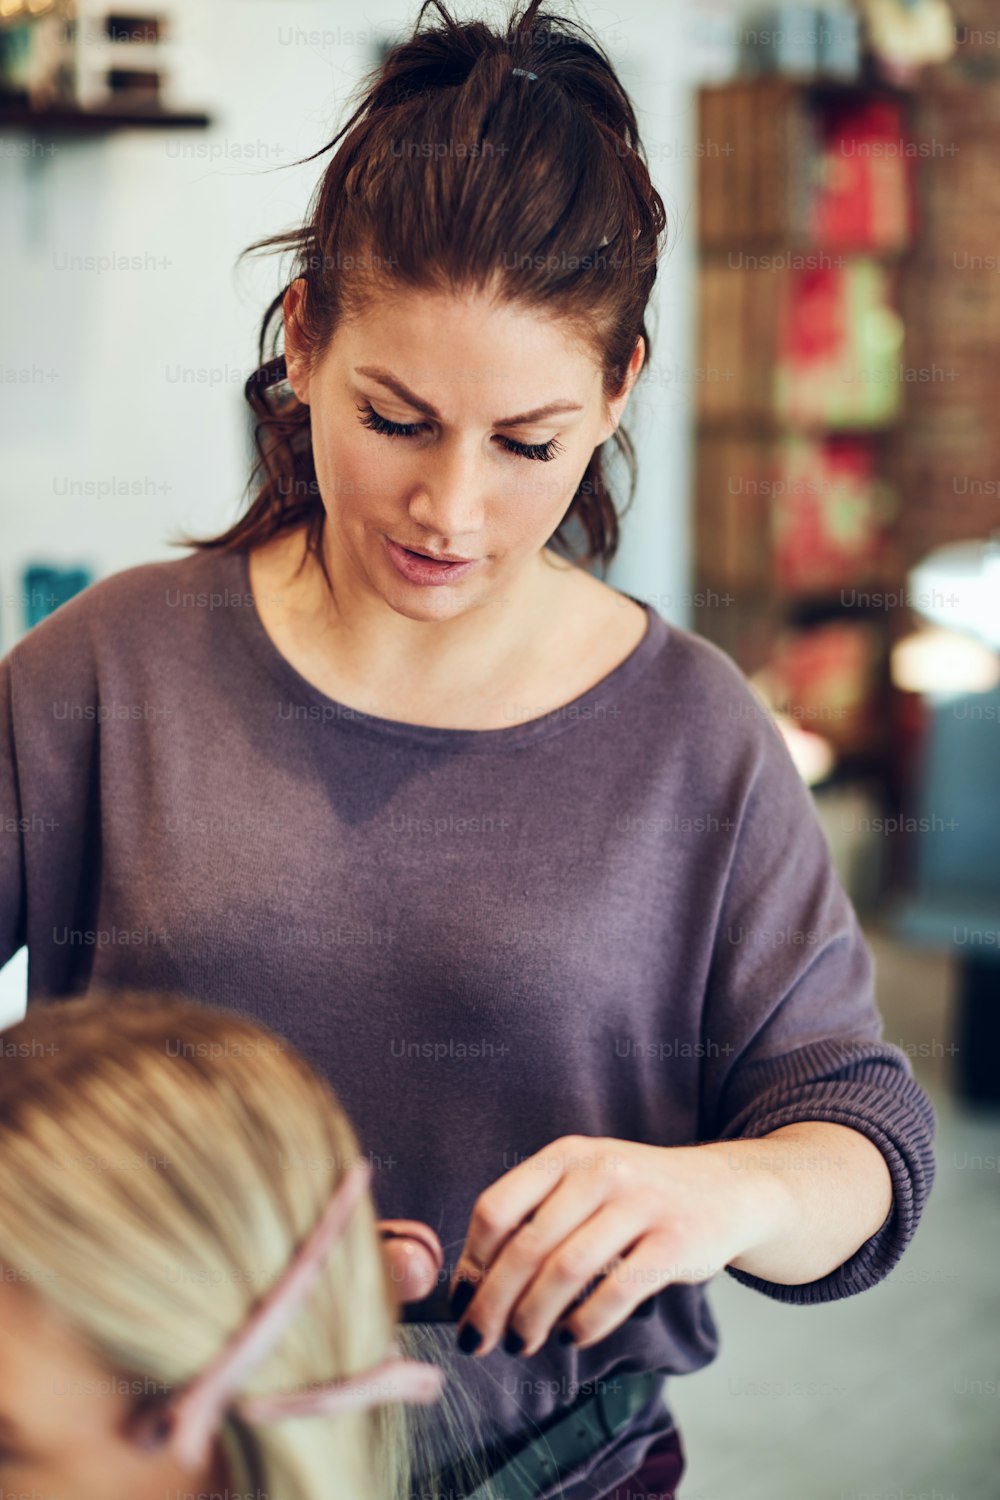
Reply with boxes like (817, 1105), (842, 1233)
(378, 1219), (444, 1308)
(449, 1137), (625, 1315)
(457, 1188), (646, 1359)
(498, 1202), (650, 1357)
(446, 1136), (758, 1356)
(560, 1232), (718, 1349)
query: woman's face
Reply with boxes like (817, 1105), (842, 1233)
(282, 282), (644, 619)
(0, 1278), (229, 1500)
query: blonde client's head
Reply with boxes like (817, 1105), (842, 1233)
(0, 991), (475, 1500)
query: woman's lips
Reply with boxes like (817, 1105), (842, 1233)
(401, 543), (474, 563)
(384, 536), (480, 586)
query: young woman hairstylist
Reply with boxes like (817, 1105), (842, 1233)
(0, 2), (936, 1497)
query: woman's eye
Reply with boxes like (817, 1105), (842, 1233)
(354, 402), (563, 462)
(356, 402), (424, 440)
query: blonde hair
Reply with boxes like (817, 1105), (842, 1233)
(0, 990), (497, 1500)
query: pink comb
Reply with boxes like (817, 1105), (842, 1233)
(128, 1157), (446, 1472)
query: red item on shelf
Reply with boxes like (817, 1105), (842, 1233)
(810, 98), (915, 252)
(782, 265), (844, 366)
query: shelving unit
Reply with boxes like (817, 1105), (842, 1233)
(693, 75), (918, 798)
(0, 98), (210, 131)
(0, 3), (211, 133)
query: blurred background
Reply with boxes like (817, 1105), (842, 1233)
(1, 0), (997, 1495)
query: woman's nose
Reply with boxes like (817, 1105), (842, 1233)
(406, 439), (487, 541)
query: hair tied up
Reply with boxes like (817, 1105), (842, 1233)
(178, 0), (668, 580)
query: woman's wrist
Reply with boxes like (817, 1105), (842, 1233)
(697, 1122), (894, 1286)
(694, 1136), (799, 1273)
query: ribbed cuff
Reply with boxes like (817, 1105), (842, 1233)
(713, 1040), (938, 1305)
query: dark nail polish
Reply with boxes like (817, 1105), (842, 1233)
(457, 1322), (482, 1355)
(557, 1326), (575, 1346)
(503, 1329), (525, 1356)
(449, 1281), (476, 1321)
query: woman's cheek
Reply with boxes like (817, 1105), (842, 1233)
(316, 437), (370, 517)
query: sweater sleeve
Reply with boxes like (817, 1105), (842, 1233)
(695, 672), (937, 1305)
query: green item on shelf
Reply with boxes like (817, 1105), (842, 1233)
(773, 258), (905, 429)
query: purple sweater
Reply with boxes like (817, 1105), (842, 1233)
(0, 543), (936, 1497)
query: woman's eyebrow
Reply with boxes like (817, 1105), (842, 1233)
(353, 366), (583, 426)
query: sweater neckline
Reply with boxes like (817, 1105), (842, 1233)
(223, 543), (669, 753)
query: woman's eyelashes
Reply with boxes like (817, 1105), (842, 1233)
(355, 402), (564, 462)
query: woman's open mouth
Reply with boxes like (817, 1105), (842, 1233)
(384, 536), (481, 586)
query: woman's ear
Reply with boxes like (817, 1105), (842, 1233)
(282, 278), (312, 405)
(598, 335), (645, 446)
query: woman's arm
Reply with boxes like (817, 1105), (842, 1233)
(699, 1120), (894, 1285)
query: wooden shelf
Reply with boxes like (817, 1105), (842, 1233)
(782, 590), (906, 625)
(699, 241), (915, 261)
(0, 99), (211, 132)
(695, 418), (904, 439)
(693, 75), (919, 811)
(813, 744), (893, 789)
(699, 71), (914, 103)
(693, 582), (906, 615)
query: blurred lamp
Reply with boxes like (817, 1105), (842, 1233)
(907, 535), (1000, 650)
(891, 626), (1000, 696)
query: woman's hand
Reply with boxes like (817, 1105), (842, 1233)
(447, 1134), (793, 1358)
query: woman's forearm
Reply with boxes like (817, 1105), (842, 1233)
(700, 1121), (894, 1286)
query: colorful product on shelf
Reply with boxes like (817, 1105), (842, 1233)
(770, 435), (898, 593)
(773, 259), (905, 427)
(809, 97), (916, 251)
(767, 618), (884, 753)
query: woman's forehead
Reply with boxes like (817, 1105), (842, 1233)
(335, 284), (597, 360)
(325, 297), (604, 415)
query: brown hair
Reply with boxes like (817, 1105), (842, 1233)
(178, 0), (666, 585)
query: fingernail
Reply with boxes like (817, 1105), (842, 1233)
(557, 1326), (575, 1346)
(457, 1322), (482, 1355)
(503, 1329), (525, 1357)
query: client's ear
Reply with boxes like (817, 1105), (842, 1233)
(377, 1220), (444, 1309)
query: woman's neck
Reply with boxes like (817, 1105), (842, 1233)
(248, 520), (585, 728)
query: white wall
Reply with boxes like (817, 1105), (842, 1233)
(1, 0), (705, 1023)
